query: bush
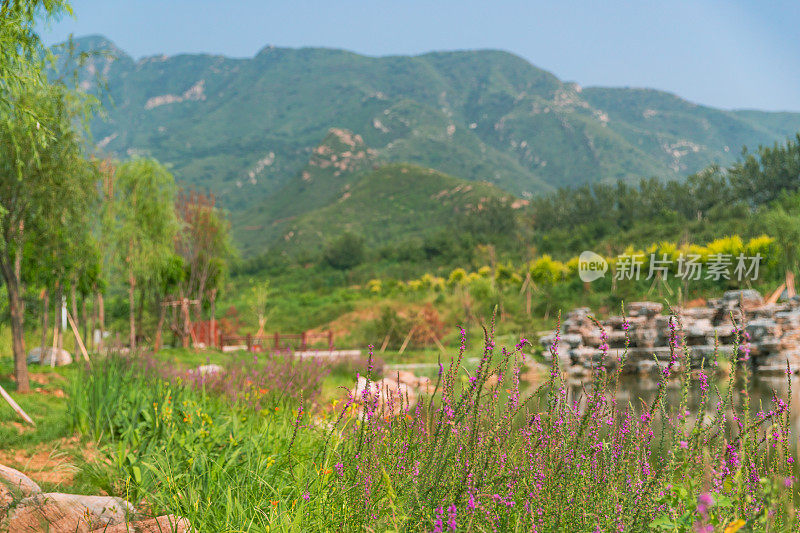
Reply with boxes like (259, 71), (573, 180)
(323, 232), (366, 270)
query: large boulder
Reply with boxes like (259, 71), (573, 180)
(2, 493), (133, 532)
(90, 514), (193, 533)
(26, 347), (73, 367)
(0, 464), (41, 515)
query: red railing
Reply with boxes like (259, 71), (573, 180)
(219, 330), (334, 352)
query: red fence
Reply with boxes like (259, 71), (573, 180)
(190, 320), (333, 352)
(191, 320), (221, 347)
(219, 331), (334, 352)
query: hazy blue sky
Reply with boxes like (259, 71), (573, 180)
(41, 0), (800, 111)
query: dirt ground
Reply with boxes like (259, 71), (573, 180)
(0, 436), (98, 487)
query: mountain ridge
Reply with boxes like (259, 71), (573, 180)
(57, 35), (800, 253)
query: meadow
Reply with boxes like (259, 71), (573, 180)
(2, 314), (797, 532)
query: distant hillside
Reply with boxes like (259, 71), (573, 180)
(59, 35), (800, 253)
(268, 162), (522, 256)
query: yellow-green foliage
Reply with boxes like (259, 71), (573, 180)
(745, 235), (779, 267)
(361, 234), (780, 298)
(420, 273), (446, 291)
(705, 235), (744, 257)
(447, 268), (468, 287)
(495, 262), (522, 286)
(529, 254), (567, 286)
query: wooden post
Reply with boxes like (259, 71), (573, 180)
(66, 310), (91, 366)
(767, 282), (786, 305)
(328, 330), (333, 349)
(0, 384), (35, 426)
(301, 331), (307, 349)
(398, 325), (417, 355)
(246, 333), (252, 353)
(274, 332), (280, 350)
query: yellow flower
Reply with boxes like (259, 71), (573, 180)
(724, 519), (745, 533)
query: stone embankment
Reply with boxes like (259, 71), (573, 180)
(539, 290), (800, 377)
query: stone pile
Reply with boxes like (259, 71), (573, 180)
(539, 290), (800, 377)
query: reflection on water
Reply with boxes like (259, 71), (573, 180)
(522, 371), (798, 445)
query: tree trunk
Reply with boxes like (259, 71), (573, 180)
(89, 293), (96, 352)
(170, 304), (179, 347)
(154, 296), (166, 352)
(128, 265), (136, 351)
(70, 282), (79, 351)
(40, 289), (49, 356)
(181, 297), (191, 348)
(0, 254), (29, 393)
(97, 291), (105, 351)
(209, 289), (217, 348)
(54, 282), (63, 352)
(136, 285), (145, 339)
(81, 297), (88, 352)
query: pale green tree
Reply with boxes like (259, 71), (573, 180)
(113, 158), (179, 350)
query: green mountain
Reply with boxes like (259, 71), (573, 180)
(270, 162), (521, 256)
(61, 35), (800, 253)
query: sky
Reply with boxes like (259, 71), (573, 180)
(40, 0), (800, 112)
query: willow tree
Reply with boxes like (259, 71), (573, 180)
(1, 0), (72, 112)
(174, 190), (233, 347)
(0, 84), (96, 391)
(114, 158), (178, 350)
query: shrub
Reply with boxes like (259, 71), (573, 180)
(323, 232), (366, 270)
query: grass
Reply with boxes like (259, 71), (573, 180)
(2, 310), (798, 531)
(0, 363), (75, 448)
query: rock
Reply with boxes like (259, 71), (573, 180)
(560, 333), (583, 349)
(90, 514), (193, 533)
(628, 302), (663, 318)
(685, 319), (714, 343)
(569, 347), (600, 365)
(654, 315), (675, 330)
(548, 292), (800, 376)
(190, 364), (224, 376)
(352, 376), (417, 416)
(749, 337), (780, 357)
(0, 465), (41, 497)
(631, 328), (659, 348)
(746, 319), (777, 341)
(394, 371), (435, 394)
(1, 465), (41, 520)
(776, 310), (800, 328)
(681, 307), (717, 321)
(26, 347), (73, 366)
(723, 289), (763, 307)
(2, 493), (133, 532)
(605, 330), (628, 348)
